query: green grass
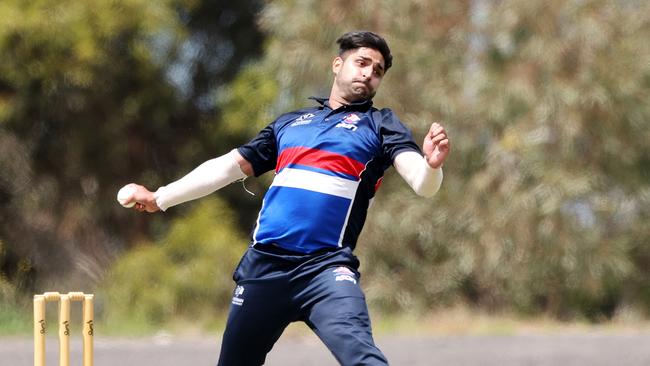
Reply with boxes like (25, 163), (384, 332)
(0, 303), (31, 336)
(3, 300), (649, 338)
(98, 312), (229, 337)
(370, 305), (650, 336)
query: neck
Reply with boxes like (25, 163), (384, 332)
(328, 91), (369, 110)
(327, 92), (348, 110)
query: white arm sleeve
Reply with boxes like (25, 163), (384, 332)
(153, 149), (246, 211)
(393, 150), (443, 197)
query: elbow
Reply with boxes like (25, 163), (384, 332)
(411, 168), (443, 198)
(233, 149), (254, 176)
(412, 182), (441, 198)
(395, 152), (444, 198)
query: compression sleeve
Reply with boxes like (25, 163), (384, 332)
(393, 150), (443, 197)
(154, 149), (246, 211)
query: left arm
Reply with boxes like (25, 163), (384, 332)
(394, 122), (450, 197)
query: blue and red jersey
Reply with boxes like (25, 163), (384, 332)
(237, 97), (421, 253)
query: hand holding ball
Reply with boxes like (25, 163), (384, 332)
(117, 185), (137, 208)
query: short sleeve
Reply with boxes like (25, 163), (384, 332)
(237, 122), (278, 177)
(378, 109), (422, 163)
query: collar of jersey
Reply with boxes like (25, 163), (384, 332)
(308, 96), (374, 111)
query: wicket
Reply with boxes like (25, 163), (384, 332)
(33, 292), (94, 366)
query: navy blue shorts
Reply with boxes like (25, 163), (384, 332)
(217, 245), (388, 366)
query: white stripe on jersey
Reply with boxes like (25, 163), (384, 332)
(271, 168), (359, 200)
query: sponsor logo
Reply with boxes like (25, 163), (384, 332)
(333, 267), (357, 284)
(232, 285), (245, 306)
(335, 113), (361, 131)
(335, 275), (357, 284)
(291, 113), (316, 127)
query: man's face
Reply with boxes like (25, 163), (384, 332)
(332, 47), (386, 102)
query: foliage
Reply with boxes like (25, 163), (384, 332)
(101, 198), (247, 331)
(0, 268), (29, 334)
(256, 0), (650, 320)
(1, 0), (649, 330)
(0, 0), (263, 298)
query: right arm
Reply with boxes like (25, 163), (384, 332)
(122, 119), (277, 213)
(121, 149), (253, 213)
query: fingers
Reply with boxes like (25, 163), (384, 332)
(118, 183), (157, 213)
(134, 203), (158, 213)
(427, 122), (448, 146)
(430, 133), (447, 145)
(424, 122), (451, 170)
(428, 122), (446, 138)
(438, 137), (450, 148)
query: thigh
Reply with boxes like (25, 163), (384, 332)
(300, 267), (388, 366)
(217, 280), (293, 366)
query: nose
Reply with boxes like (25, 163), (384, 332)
(361, 66), (372, 80)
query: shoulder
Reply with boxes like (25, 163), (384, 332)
(369, 107), (404, 125)
(375, 107), (396, 118)
(370, 107), (411, 132)
(373, 106), (421, 155)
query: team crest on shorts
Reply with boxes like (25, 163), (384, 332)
(332, 267), (357, 284)
(232, 285), (245, 306)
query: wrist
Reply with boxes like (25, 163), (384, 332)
(153, 187), (168, 212)
(425, 155), (443, 170)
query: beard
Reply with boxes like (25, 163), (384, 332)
(347, 80), (376, 100)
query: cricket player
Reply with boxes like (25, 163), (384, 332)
(121, 30), (450, 365)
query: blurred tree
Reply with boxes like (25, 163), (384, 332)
(0, 0), (264, 297)
(2, 0), (649, 327)
(253, 0), (650, 320)
(101, 197), (246, 331)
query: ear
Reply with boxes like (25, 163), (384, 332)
(332, 56), (343, 75)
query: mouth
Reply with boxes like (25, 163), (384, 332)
(352, 81), (369, 90)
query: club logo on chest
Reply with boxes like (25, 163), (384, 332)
(335, 113), (361, 132)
